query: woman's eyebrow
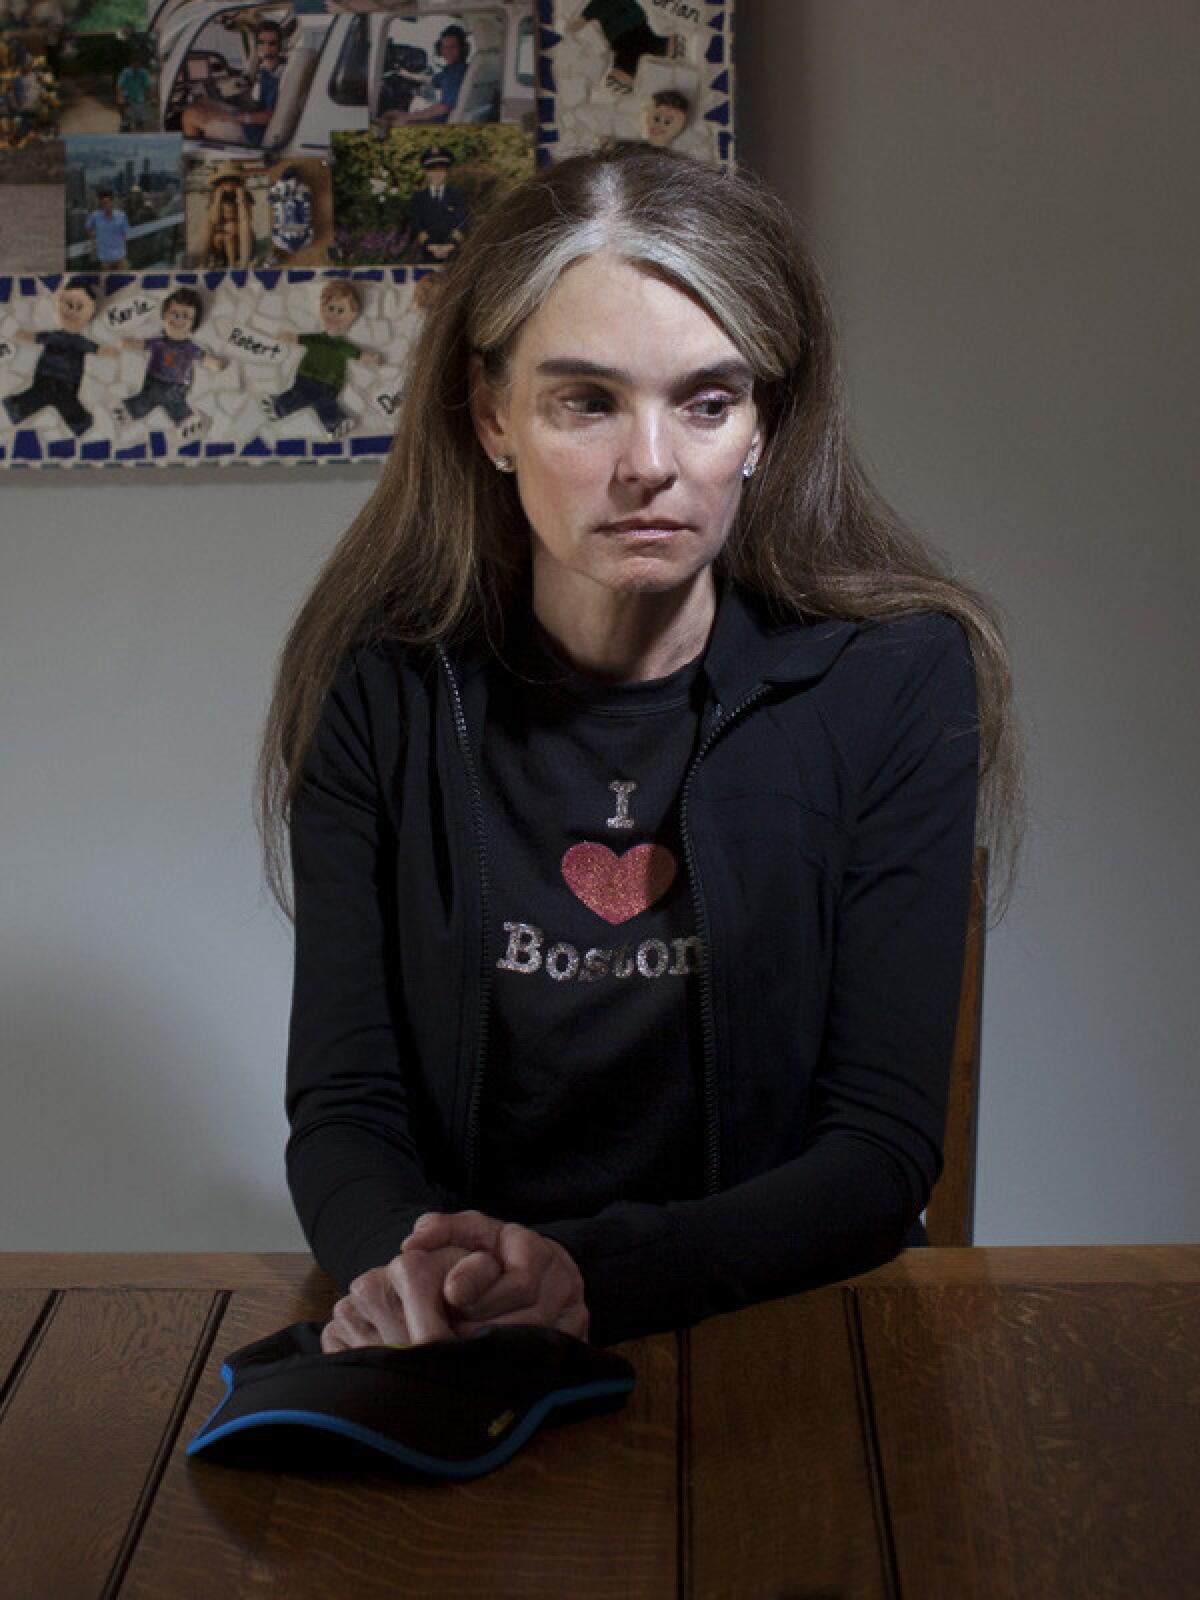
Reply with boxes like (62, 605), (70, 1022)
(535, 357), (755, 388)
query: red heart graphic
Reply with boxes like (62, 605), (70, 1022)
(561, 842), (677, 925)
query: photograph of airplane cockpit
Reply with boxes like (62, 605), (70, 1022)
(372, 5), (536, 130)
(155, 2), (534, 162)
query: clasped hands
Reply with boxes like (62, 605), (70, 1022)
(320, 1210), (589, 1353)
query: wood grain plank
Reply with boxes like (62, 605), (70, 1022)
(0, 1253), (332, 1291)
(846, 1244), (1200, 1287)
(0, 1288), (219, 1600)
(2, 1241), (1200, 1292)
(688, 1288), (892, 1600)
(0, 1290), (53, 1398)
(3, 1244), (1199, 1292)
(860, 1283), (1200, 1600)
(124, 1287), (677, 1599)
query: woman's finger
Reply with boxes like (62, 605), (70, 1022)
(451, 1227), (557, 1321)
(348, 1267), (413, 1344)
(403, 1210), (503, 1256)
(443, 1248), (504, 1311)
(384, 1251), (456, 1344)
(325, 1292), (383, 1349)
(320, 1321), (353, 1354)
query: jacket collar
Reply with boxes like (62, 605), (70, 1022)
(700, 581), (860, 707)
(443, 582), (860, 701)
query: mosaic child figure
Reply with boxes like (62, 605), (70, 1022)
(260, 278), (382, 441)
(565, 1), (686, 94)
(642, 87), (689, 147)
(3, 277), (116, 438)
(115, 287), (225, 440)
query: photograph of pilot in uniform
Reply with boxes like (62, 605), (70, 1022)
(406, 143), (467, 264)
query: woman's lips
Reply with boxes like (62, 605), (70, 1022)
(599, 519), (689, 535)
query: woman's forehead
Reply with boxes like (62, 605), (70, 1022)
(512, 254), (742, 373)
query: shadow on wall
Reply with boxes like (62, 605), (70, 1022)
(0, 959), (304, 1252)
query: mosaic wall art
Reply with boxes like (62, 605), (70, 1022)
(0, 0), (734, 468)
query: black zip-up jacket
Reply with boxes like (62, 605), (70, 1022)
(286, 584), (979, 1347)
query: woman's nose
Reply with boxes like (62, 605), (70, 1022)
(615, 410), (677, 488)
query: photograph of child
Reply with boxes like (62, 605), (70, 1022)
(260, 276), (382, 440)
(2, 275), (116, 437)
(54, 30), (158, 134)
(114, 284), (224, 439)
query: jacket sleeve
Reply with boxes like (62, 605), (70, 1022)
(285, 654), (453, 1289)
(537, 617), (980, 1346)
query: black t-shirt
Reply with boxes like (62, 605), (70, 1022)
(34, 330), (99, 387)
(474, 621), (707, 1223)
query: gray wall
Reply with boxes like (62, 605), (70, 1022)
(3, 0), (1197, 1253)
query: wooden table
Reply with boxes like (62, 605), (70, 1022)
(1, 1247), (1197, 1599)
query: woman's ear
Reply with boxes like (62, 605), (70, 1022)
(468, 351), (510, 466)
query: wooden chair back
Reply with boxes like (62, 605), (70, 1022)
(924, 847), (987, 1247)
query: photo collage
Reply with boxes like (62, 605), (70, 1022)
(0, 0), (735, 466)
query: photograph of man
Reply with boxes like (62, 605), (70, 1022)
(181, 16), (286, 148)
(116, 49), (154, 132)
(378, 23), (468, 127)
(85, 187), (130, 267)
(408, 144), (466, 263)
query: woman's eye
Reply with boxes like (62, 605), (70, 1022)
(688, 394), (736, 421)
(562, 394), (612, 416)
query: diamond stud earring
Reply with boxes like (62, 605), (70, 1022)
(494, 455), (515, 473)
(742, 456), (759, 479)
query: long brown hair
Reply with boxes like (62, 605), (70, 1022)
(259, 143), (1023, 916)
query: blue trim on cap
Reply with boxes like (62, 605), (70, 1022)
(190, 1361), (237, 1439)
(187, 1375), (634, 1479)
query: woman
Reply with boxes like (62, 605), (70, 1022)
(259, 144), (1022, 1353)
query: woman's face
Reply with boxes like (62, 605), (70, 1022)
(473, 253), (762, 610)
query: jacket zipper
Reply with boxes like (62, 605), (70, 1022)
(436, 645), (491, 1199)
(681, 684), (771, 1196)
